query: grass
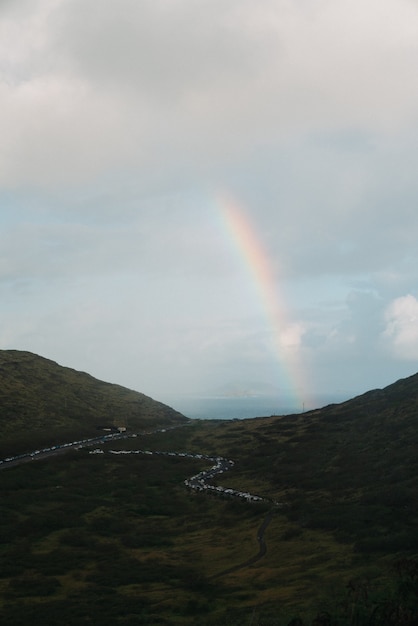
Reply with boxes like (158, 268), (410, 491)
(0, 432), (408, 624)
(2, 364), (418, 623)
(0, 350), (187, 456)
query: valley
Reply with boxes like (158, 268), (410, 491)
(1, 351), (418, 624)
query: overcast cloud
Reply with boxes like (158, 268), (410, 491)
(1, 0), (418, 412)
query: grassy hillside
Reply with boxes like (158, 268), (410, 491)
(1, 366), (418, 624)
(0, 350), (187, 455)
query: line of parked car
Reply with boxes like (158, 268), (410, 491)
(0, 434), (118, 466)
(96, 447), (265, 503)
(0, 424), (181, 467)
(1, 425), (266, 505)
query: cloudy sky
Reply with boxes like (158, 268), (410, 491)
(2, 0), (418, 412)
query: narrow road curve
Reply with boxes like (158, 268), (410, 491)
(106, 446), (276, 575)
(211, 510), (275, 579)
(1, 425), (276, 576)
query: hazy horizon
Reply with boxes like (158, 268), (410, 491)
(160, 390), (351, 421)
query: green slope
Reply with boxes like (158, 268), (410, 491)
(0, 350), (187, 455)
(1, 363), (418, 623)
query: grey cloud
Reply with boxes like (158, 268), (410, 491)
(52, 0), (272, 98)
(3, 0), (418, 189)
(0, 210), (231, 286)
(2, 0), (418, 403)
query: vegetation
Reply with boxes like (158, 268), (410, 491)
(0, 350), (187, 456)
(1, 353), (418, 623)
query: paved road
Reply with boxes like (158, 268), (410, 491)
(0, 424), (185, 470)
(1, 424), (275, 576)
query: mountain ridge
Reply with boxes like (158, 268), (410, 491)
(0, 349), (187, 455)
(1, 355), (418, 622)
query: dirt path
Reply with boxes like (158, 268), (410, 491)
(211, 510), (275, 578)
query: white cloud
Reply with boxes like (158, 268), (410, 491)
(279, 322), (306, 349)
(382, 294), (418, 359)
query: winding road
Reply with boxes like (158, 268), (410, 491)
(211, 511), (275, 578)
(1, 425), (275, 574)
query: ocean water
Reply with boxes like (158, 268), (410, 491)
(167, 394), (344, 420)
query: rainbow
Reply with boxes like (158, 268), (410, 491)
(217, 193), (311, 410)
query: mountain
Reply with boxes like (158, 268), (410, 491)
(0, 350), (187, 455)
(312, 370), (418, 417)
(1, 368), (418, 623)
(212, 370), (418, 557)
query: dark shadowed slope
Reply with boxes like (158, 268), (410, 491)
(0, 350), (188, 455)
(316, 370), (418, 418)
